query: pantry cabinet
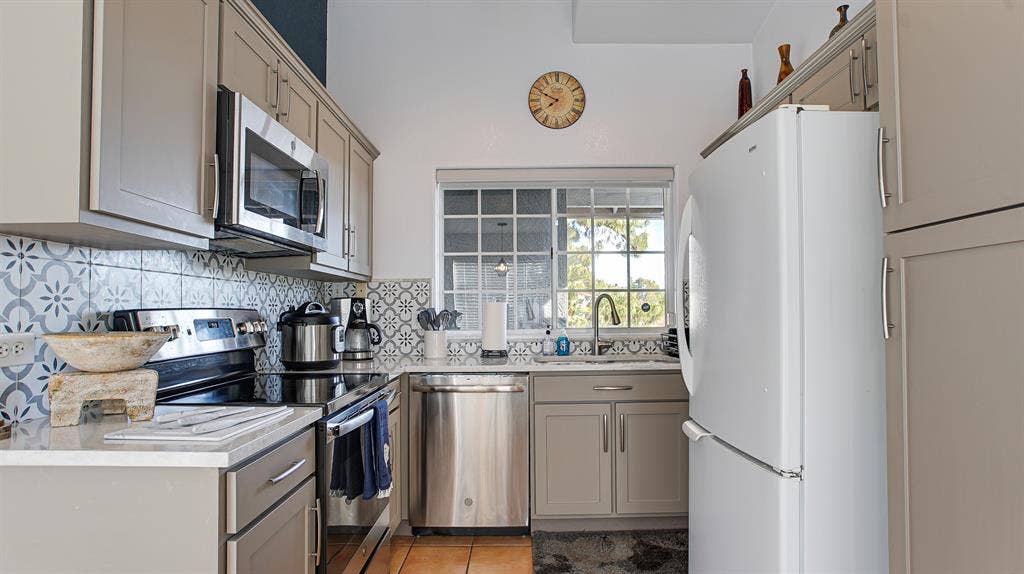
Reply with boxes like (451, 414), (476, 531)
(877, 0), (1024, 232)
(532, 373), (688, 519)
(884, 207), (1024, 574)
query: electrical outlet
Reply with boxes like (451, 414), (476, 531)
(0, 334), (35, 367)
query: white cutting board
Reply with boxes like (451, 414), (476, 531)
(104, 406), (294, 443)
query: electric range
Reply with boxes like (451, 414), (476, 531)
(114, 307), (395, 574)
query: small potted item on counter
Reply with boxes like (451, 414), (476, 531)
(555, 329), (571, 356)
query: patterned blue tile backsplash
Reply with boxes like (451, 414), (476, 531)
(0, 236), (668, 425)
(0, 235), (334, 424)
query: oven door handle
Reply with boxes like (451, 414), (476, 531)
(327, 408), (374, 437)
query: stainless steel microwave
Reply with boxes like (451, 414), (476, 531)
(212, 90), (329, 257)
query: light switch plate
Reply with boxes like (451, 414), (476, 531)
(0, 334), (35, 367)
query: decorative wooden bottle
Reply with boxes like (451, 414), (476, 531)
(738, 69), (753, 118)
(830, 4), (850, 38)
(777, 44), (794, 84)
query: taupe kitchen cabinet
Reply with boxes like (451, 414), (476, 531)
(227, 477), (318, 574)
(219, 0), (279, 115)
(615, 402), (688, 515)
(277, 62), (319, 149)
(0, 0), (215, 249)
(388, 390), (402, 532)
(347, 139), (375, 277)
(876, 0), (1024, 232)
(532, 372), (688, 519)
(861, 27), (878, 109)
(884, 207), (1024, 574)
(534, 403), (614, 516)
(791, 40), (863, 111)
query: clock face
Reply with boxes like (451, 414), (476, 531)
(529, 71), (585, 129)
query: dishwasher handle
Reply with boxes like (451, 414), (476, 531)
(411, 384), (526, 393)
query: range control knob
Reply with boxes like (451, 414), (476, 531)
(238, 321), (254, 335)
(256, 321), (269, 333)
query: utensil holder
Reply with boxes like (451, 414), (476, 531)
(424, 331), (448, 359)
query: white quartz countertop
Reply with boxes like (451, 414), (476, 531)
(275, 354), (682, 381)
(0, 405), (323, 468)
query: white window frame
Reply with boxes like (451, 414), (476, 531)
(433, 169), (677, 339)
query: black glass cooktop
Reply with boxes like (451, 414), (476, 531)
(158, 372), (389, 415)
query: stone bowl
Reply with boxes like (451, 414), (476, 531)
(42, 332), (171, 373)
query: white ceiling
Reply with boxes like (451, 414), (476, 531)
(572, 0), (778, 44)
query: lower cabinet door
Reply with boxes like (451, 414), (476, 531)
(534, 403), (613, 516)
(614, 402), (689, 515)
(227, 477), (317, 574)
(388, 402), (401, 531)
(885, 207), (1024, 574)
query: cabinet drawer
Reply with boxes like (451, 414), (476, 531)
(227, 476), (317, 574)
(226, 428), (315, 533)
(533, 373), (686, 403)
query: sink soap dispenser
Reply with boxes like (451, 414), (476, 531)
(542, 326), (556, 356)
(555, 329), (571, 356)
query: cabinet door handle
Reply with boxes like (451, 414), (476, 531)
(349, 227), (356, 259)
(861, 36), (872, 94)
(310, 497), (322, 566)
(878, 127), (891, 208)
(602, 414), (609, 453)
(270, 66), (280, 110)
(280, 76), (290, 118)
(881, 257), (894, 340)
(849, 49), (860, 101)
(593, 385), (633, 391)
(342, 225), (349, 257)
(619, 413), (626, 452)
(208, 153), (220, 218)
(269, 459), (307, 484)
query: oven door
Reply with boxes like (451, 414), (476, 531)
(318, 404), (391, 574)
(219, 91), (329, 252)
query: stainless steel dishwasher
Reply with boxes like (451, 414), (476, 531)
(409, 373), (529, 532)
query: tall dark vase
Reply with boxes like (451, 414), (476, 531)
(777, 44), (794, 84)
(829, 4), (851, 38)
(738, 69), (753, 118)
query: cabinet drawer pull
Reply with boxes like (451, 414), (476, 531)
(269, 459), (307, 484)
(602, 414), (608, 453)
(593, 385), (633, 391)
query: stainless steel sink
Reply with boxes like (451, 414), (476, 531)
(532, 354), (678, 365)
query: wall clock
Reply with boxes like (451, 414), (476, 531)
(528, 71), (585, 129)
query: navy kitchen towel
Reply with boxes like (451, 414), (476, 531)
(330, 428), (364, 501)
(361, 399), (392, 499)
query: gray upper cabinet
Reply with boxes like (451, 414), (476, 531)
(278, 63), (318, 149)
(348, 140), (374, 277)
(219, 0), (278, 115)
(791, 42), (863, 111)
(90, 0), (218, 240)
(534, 403), (614, 516)
(313, 103), (352, 272)
(884, 207), (1024, 574)
(861, 27), (878, 109)
(614, 402), (688, 515)
(877, 0), (1024, 232)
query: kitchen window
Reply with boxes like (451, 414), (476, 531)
(438, 177), (672, 333)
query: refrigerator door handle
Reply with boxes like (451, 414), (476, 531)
(675, 198), (695, 394)
(682, 419), (713, 442)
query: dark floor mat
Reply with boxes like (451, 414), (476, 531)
(533, 529), (687, 573)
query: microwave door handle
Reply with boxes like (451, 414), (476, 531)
(315, 173), (326, 235)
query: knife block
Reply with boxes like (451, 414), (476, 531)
(48, 369), (158, 427)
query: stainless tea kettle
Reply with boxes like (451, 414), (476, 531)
(339, 298), (381, 361)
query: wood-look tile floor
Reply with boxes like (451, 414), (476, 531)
(391, 535), (533, 574)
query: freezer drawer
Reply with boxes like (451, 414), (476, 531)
(408, 374), (529, 529)
(688, 429), (800, 574)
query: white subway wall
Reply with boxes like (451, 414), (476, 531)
(327, 0), (750, 279)
(751, 0), (870, 101)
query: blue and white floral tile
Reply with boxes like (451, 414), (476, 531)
(183, 250), (218, 278)
(141, 271), (182, 308)
(21, 259), (90, 334)
(214, 281), (244, 308)
(141, 250), (183, 274)
(91, 249), (142, 270)
(0, 235), (48, 284)
(182, 275), (215, 307)
(89, 265), (142, 329)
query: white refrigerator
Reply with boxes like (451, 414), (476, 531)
(677, 107), (888, 574)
